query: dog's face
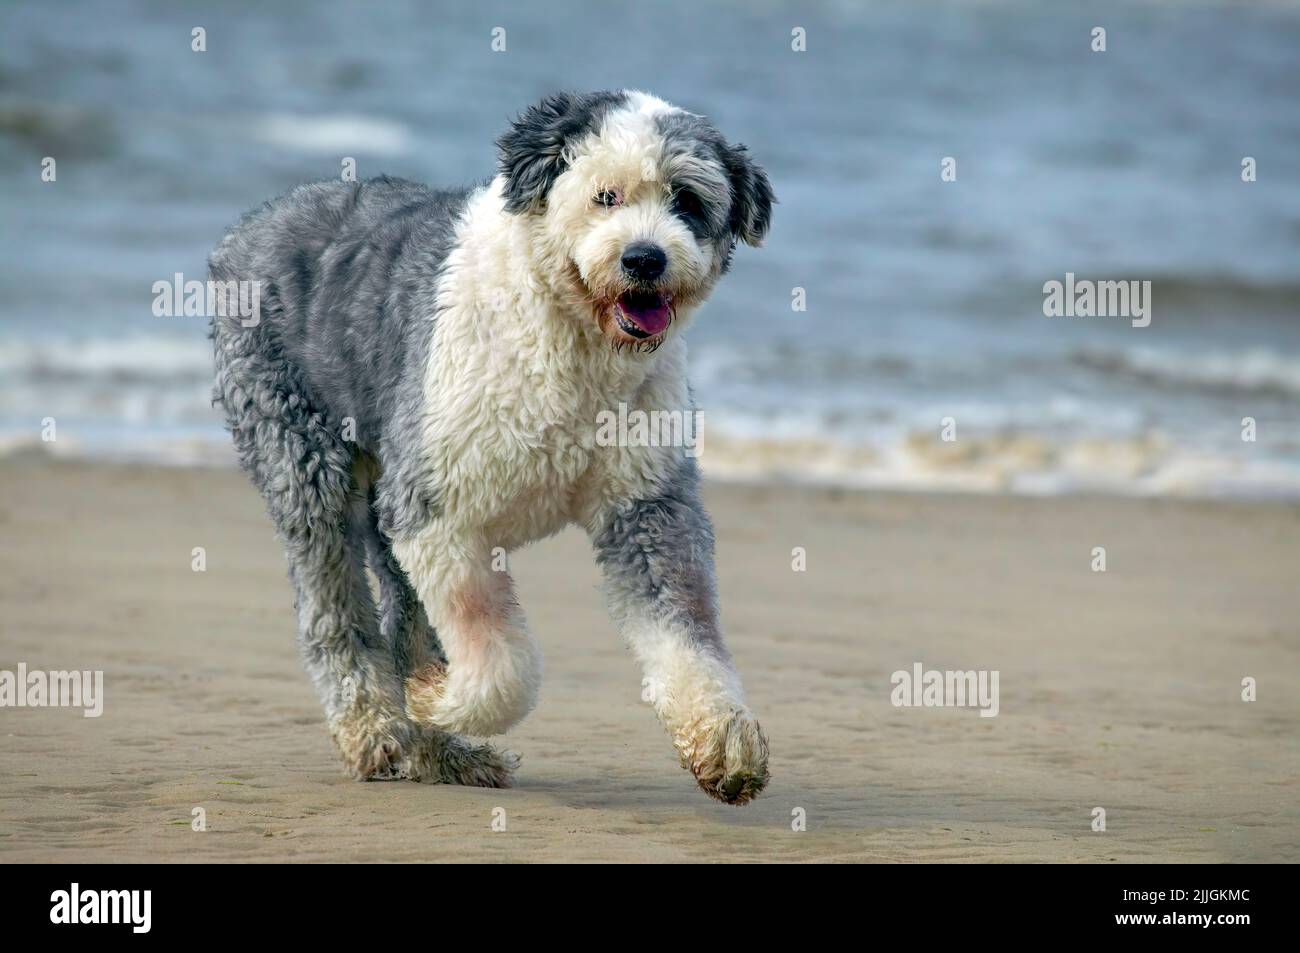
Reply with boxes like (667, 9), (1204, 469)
(497, 90), (773, 350)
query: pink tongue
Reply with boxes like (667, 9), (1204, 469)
(621, 298), (671, 335)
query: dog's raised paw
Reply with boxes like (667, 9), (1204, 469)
(404, 659), (535, 737)
(683, 708), (770, 806)
(404, 660), (449, 725)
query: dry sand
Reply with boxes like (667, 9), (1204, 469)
(0, 458), (1297, 862)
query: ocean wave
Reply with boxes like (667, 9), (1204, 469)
(0, 335), (213, 381)
(2, 334), (1298, 499)
(698, 429), (1300, 500)
(1069, 346), (1300, 398)
(5, 417), (1295, 500)
(1130, 273), (1300, 313)
(0, 335), (216, 429)
(0, 430), (235, 468)
(251, 113), (412, 156)
(0, 100), (117, 157)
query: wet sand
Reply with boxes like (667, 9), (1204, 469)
(1, 459), (1297, 862)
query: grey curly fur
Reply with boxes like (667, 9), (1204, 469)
(592, 456), (729, 662)
(209, 177), (514, 785)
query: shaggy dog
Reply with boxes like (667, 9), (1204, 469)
(209, 90), (773, 804)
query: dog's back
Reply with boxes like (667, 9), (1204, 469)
(209, 176), (469, 456)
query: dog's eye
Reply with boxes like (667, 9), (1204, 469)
(672, 189), (704, 223)
(594, 189), (621, 208)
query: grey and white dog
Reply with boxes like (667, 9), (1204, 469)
(210, 90), (773, 804)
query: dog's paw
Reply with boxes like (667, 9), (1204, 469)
(404, 660), (535, 737)
(329, 711), (415, 781)
(410, 728), (519, 788)
(677, 707), (770, 806)
(328, 703), (517, 787)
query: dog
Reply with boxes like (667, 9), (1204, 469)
(209, 90), (773, 804)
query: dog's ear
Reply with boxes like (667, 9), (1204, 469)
(721, 143), (774, 247)
(496, 91), (623, 214)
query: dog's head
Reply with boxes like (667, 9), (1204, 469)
(496, 90), (773, 350)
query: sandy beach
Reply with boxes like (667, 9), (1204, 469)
(0, 457), (1296, 863)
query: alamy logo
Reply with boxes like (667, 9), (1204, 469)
(0, 663), (103, 717)
(595, 402), (704, 457)
(50, 883), (151, 933)
(1042, 272), (1151, 328)
(890, 662), (1000, 717)
(153, 272), (261, 326)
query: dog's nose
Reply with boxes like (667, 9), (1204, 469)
(621, 242), (667, 282)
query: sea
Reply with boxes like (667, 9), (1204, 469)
(2, 0), (1298, 497)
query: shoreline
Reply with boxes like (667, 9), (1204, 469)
(4, 441), (1300, 506)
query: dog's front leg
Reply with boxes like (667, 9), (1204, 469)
(590, 462), (769, 804)
(391, 528), (541, 737)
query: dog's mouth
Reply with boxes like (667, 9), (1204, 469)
(613, 290), (673, 339)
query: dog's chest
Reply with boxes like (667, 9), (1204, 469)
(424, 314), (666, 541)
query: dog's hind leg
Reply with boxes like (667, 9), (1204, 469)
(358, 472), (444, 680)
(231, 394), (411, 779)
(213, 318), (514, 785)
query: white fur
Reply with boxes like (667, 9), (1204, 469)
(629, 619), (745, 734)
(392, 95), (744, 740)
